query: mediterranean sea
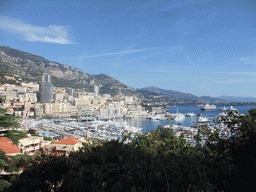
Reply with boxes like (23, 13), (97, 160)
(113, 106), (256, 134)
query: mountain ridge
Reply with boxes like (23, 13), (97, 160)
(141, 86), (228, 103)
(0, 46), (255, 105)
(0, 46), (128, 94)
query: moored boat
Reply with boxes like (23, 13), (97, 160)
(201, 103), (216, 111)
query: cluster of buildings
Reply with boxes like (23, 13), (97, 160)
(0, 129), (88, 176)
(0, 73), (150, 119)
(0, 133), (86, 159)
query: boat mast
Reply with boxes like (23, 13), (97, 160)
(86, 111), (89, 139)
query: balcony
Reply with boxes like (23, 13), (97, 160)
(25, 145), (40, 152)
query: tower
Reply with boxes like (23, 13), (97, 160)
(94, 85), (99, 97)
(39, 73), (53, 103)
(42, 73), (51, 83)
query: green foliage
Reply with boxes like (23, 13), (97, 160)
(6, 154), (70, 192)
(0, 179), (11, 191)
(6, 130), (28, 145)
(43, 136), (52, 141)
(209, 130), (219, 141)
(30, 133), (41, 137)
(0, 151), (8, 172)
(0, 159), (6, 170)
(0, 107), (19, 129)
(51, 76), (86, 89)
(0, 151), (8, 162)
(11, 154), (33, 162)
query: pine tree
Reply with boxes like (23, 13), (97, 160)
(0, 97), (19, 129)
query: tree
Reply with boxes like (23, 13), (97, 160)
(0, 151), (11, 191)
(0, 100), (19, 129)
(0, 180), (11, 191)
(6, 154), (69, 192)
(0, 151), (8, 170)
(6, 130), (28, 145)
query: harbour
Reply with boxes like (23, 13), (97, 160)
(18, 105), (256, 145)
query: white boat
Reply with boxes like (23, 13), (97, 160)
(196, 116), (211, 123)
(173, 106), (186, 121)
(219, 106), (239, 114)
(201, 103), (216, 111)
(186, 112), (197, 117)
(151, 114), (168, 121)
(174, 113), (186, 121)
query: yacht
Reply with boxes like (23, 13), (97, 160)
(191, 117), (211, 128)
(173, 106), (186, 121)
(201, 103), (216, 111)
(174, 113), (186, 121)
(219, 106), (238, 114)
(186, 112), (197, 117)
(196, 116), (211, 123)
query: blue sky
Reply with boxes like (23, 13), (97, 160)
(0, 0), (256, 97)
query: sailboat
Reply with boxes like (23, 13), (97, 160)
(174, 106), (185, 121)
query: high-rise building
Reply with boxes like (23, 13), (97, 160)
(39, 73), (53, 103)
(42, 73), (51, 83)
(94, 85), (99, 97)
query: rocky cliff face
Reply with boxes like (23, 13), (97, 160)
(0, 46), (126, 89)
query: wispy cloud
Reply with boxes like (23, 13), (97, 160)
(77, 48), (152, 58)
(239, 57), (256, 63)
(176, 43), (196, 65)
(122, 47), (171, 65)
(186, 54), (195, 65)
(239, 57), (250, 61)
(216, 78), (256, 84)
(0, 16), (72, 44)
(214, 71), (256, 75)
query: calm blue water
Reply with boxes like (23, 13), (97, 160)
(39, 132), (46, 136)
(114, 106), (256, 134)
(39, 132), (58, 137)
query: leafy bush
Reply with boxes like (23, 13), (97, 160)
(43, 137), (52, 141)
(0, 179), (11, 191)
(6, 130), (28, 145)
(30, 133), (41, 137)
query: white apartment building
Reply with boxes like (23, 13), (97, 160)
(54, 93), (64, 101)
(34, 103), (43, 116)
(13, 87), (26, 93)
(87, 92), (94, 97)
(18, 134), (44, 155)
(103, 94), (111, 99)
(25, 93), (37, 103)
(5, 90), (17, 101)
(125, 96), (134, 105)
(49, 137), (84, 156)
